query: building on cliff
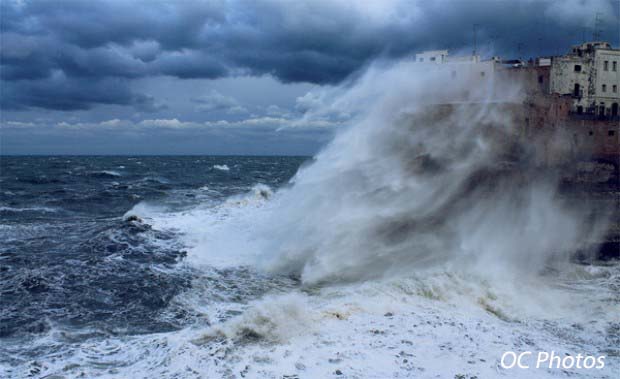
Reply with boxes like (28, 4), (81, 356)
(414, 42), (619, 118)
(549, 41), (620, 118)
(413, 42), (619, 163)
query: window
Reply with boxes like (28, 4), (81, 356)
(609, 130), (615, 137)
(604, 61), (609, 71)
(602, 84), (607, 92)
(451, 70), (456, 78)
(577, 106), (583, 114)
(419, 58), (424, 62)
(614, 61), (617, 71)
(588, 131), (593, 136)
(480, 71), (485, 77)
(574, 65), (581, 72)
(614, 85), (618, 93)
(430, 57), (436, 62)
(573, 83), (580, 97)
(538, 75), (544, 83)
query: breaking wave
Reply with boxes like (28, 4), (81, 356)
(243, 61), (610, 287)
(168, 60), (612, 325)
(213, 164), (230, 171)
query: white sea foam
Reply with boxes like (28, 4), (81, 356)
(11, 271), (617, 379)
(198, 292), (314, 343)
(90, 170), (122, 177)
(213, 164), (230, 171)
(0, 206), (58, 213)
(124, 183), (274, 268)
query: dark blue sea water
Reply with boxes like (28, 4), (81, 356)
(1, 155), (618, 378)
(0, 156), (306, 369)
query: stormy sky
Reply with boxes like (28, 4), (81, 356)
(1, 0), (619, 155)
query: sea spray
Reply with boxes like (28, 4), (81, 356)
(196, 292), (314, 343)
(251, 60), (609, 285)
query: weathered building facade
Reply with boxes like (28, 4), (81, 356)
(549, 42), (620, 117)
(413, 44), (619, 163)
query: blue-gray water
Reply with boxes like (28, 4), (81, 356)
(1, 155), (618, 379)
(0, 156), (305, 363)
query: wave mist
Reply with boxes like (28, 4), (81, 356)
(256, 60), (608, 285)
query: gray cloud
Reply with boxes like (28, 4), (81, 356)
(1, 0), (618, 112)
(1, 74), (162, 111)
(191, 90), (247, 114)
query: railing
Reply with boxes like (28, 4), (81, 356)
(568, 112), (620, 121)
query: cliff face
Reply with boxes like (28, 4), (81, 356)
(514, 96), (619, 261)
(408, 100), (619, 262)
(515, 95), (619, 164)
(509, 96), (619, 261)
(416, 96), (618, 167)
(560, 162), (619, 262)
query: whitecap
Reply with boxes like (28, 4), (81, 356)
(0, 206), (58, 213)
(213, 164), (230, 171)
(90, 170), (121, 177)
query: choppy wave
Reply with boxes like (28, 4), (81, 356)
(89, 170), (122, 177)
(0, 206), (58, 213)
(213, 164), (230, 171)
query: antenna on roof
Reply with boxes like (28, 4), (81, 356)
(593, 12), (602, 41)
(473, 24), (479, 56)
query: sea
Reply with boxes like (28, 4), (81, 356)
(0, 156), (304, 377)
(0, 155), (617, 379)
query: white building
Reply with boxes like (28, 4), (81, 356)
(415, 50), (485, 65)
(412, 50), (505, 98)
(549, 41), (620, 117)
(414, 50), (497, 78)
(415, 50), (449, 64)
(415, 42), (619, 117)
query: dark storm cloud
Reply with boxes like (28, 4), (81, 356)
(1, 0), (618, 111)
(1, 75), (161, 111)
